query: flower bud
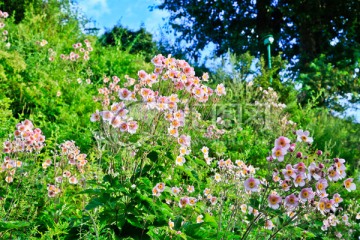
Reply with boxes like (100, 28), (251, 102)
(289, 143), (296, 152)
(318, 163), (324, 169)
(296, 152), (302, 158)
(317, 150), (323, 156)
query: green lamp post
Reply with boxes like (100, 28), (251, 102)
(263, 34), (274, 83)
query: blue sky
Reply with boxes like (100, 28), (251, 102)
(77, 0), (169, 37)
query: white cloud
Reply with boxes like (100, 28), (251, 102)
(144, 9), (170, 39)
(78, 0), (110, 18)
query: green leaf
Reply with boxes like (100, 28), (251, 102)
(85, 197), (105, 210)
(204, 213), (218, 228)
(126, 215), (143, 228)
(147, 151), (159, 162)
(0, 221), (30, 231)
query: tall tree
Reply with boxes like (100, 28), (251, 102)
(99, 25), (158, 62)
(0, 0), (44, 23)
(156, 0), (360, 109)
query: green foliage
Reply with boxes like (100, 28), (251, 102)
(0, 98), (15, 138)
(99, 25), (158, 62)
(0, 1), (359, 240)
(298, 54), (360, 110)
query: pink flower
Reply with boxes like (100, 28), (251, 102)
(274, 136), (291, 150)
(272, 173), (280, 182)
(151, 54), (164, 66)
(128, 121), (138, 134)
(324, 198), (336, 213)
(100, 111), (114, 122)
(119, 122), (128, 132)
(296, 129), (313, 144)
(293, 162), (307, 174)
(69, 176), (78, 184)
(116, 108), (128, 118)
(175, 156), (186, 166)
(178, 135), (191, 147)
(152, 187), (161, 197)
(187, 185), (195, 193)
(268, 193), (282, 209)
(179, 197), (189, 208)
(5, 175), (13, 183)
(343, 178), (356, 192)
(168, 127), (179, 137)
(244, 177), (260, 192)
(196, 215), (204, 223)
(55, 176), (63, 183)
(171, 187), (181, 195)
(138, 70), (148, 80)
(318, 198), (327, 214)
(272, 146), (287, 161)
(155, 182), (165, 192)
(327, 168), (340, 182)
(332, 193), (343, 207)
(110, 116), (122, 128)
(90, 110), (101, 122)
(293, 174), (306, 187)
(210, 196), (217, 205)
(188, 197), (197, 206)
(299, 188), (315, 202)
(316, 179), (328, 193)
(192, 87), (204, 97)
(63, 170), (71, 178)
(215, 83), (226, 96)
(284, 194), (299, 209)
(308, 162), (321, 180)
(282, 164), (296, 179)
(288, 143), (296, 152)
(265, 220), (274, 230)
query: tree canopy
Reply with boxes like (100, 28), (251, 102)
(156, 0), (360, 110)
(99, 25), (158, 61)
(156, 0), (360, 67)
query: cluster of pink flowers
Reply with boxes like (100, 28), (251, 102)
(0, 156), (22, 183)
(201, 146), (214, 165)
(152, 182), (166, 197)
(321, 213), (352, 231)
(90, 100), (139, 135)
(47, 184), (61, 198)
(216, 159), (256, 181)
(204, 124), (226, 139)
(60, 39), (92, 61)
(270, 136), (293, 161)
(269, 130), (313, 162)
(254, 87), (286, 109)
(77, 78), (92, 85)
(0, 10), (9, 41)
(45, 141), (87, 197)
(36, 39), (48, 47)
(260, 131), (357, 233)
(91, 54), (226, 166)
(0, 10), (9, 19)
(58, 140), (88, 174)
(48, 48), (56, 61)
(268, 158), (354, 213)
(1, 120), (45, 183)
(3, 119), (45, 153)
